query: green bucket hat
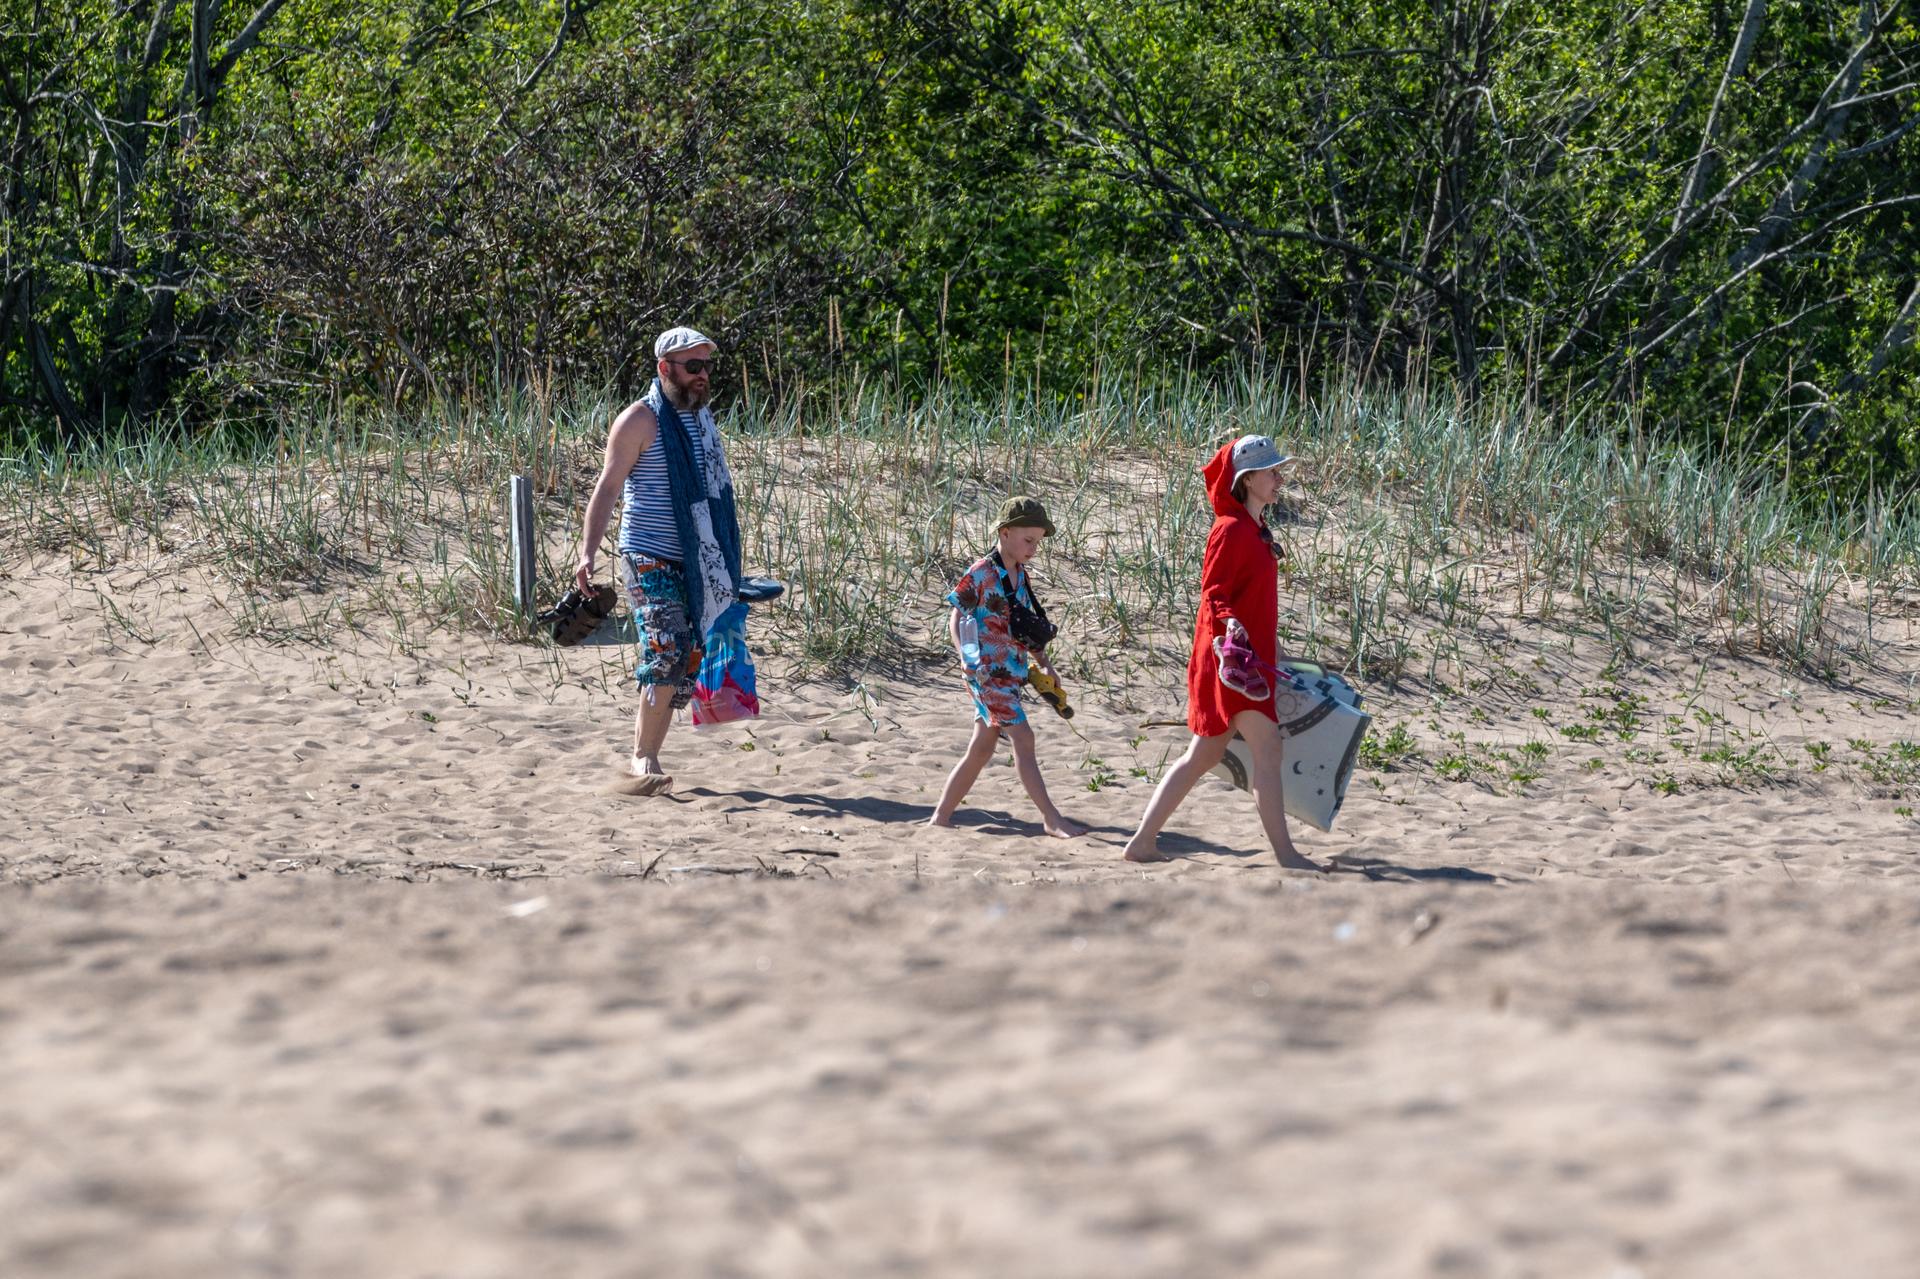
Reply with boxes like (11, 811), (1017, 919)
(994, 495), (1055, 537)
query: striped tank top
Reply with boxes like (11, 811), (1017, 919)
(617, 384), (707, 562)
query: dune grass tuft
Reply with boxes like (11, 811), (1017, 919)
(5, 370), (1914, 691)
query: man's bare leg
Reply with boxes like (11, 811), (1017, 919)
(1122, 731), (1232, 861)
(626, 684), (676, 795)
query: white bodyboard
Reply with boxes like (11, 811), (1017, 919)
(1209, 662), (1371, 833)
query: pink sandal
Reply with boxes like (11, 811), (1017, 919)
(1213, 619), (1277, 701)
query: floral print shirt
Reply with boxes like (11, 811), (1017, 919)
(945, 552), (1037, 684)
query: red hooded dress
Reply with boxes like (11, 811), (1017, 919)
(1186, 442), (1280, 737)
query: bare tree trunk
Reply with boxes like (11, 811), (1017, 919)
(1635, 1), (1890, 396)
(1414, 0), (1496, 397)
(1729, 2), (1878, 287)
(128, 0), (292, 416)
(21, 276), (91, 435)
(1673, 0), (1767, 234)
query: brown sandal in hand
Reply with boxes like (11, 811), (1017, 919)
(537, 583), (615, 645)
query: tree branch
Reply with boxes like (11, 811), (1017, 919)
(1633, 194), (1920, 367)
(1836, 277), (1920, 400)
(947, 11), (1466, 307)
(1550, 0), (1900, 369)
(1672, 0), (1766, 234)
(484, 0), (606, 159)
(143, 0), (180, 69)
(211, 0), (294, 89)
(1834, 108), (1920, 160)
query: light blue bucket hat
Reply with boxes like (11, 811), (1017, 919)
(1229, 434), (1295, 489)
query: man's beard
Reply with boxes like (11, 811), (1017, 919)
(663, 373), (709, 411)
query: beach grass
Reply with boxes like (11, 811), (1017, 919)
(3, 369), (1916, 697)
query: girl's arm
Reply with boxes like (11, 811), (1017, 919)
(1197, 525), (1250, 634)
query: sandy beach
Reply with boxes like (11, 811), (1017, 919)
(4, 555), (1920, 1277)
(11, 1), (1920, 1271)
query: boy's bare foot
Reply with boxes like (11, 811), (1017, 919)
(1122, 836), (1165, 862)
(1044, 816), (1085, 839)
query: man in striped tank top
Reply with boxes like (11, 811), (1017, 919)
(574, 326), (729, 795)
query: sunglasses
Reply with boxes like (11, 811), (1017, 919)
(665, 357), (717, 375)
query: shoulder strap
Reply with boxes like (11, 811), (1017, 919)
(990, 550), (1047, 618)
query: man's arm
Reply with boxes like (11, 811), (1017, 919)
(575, 400), (656, 591)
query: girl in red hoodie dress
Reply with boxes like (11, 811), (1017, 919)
(1122, 436), (1321, 869)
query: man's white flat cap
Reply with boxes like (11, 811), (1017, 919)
(654, 326), (717, 358)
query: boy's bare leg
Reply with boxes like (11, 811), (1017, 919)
(1006, 721), (1084, 838)
(1234, 710), (1322, 871)
(624, 685), (676, 795)
(1122, 731), (1232, 861)
(928, 721), (1001, 826)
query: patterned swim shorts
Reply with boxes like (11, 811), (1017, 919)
(965, 671), (1028, 727)
(620, 554), (700, 699)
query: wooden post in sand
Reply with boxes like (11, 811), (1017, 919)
(509, 475), (535, 619)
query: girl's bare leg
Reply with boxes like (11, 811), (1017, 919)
(1122, 731), (1233, 861)
(1232, 709), (1321, 870)
(1005, 721), (1084, 838)
(928, 721), (1001, 826)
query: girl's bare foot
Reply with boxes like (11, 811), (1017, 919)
(1276, 847), (1325, 873)
(925, 812), (956, 828)
(1044, 816), (1085, 839)
(1122, 836), (1165, 862)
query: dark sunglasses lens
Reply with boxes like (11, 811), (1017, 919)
(681, 359), (713, 374)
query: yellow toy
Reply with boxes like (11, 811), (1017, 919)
(1027, 667), (1074, 719)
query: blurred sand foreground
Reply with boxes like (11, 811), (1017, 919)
(4, 562), (1920, 1279)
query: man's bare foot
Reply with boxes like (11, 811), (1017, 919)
(1122, 836), (1165, 862)
(619, 755), (673, 797)
(1044, 816), (1085, 839)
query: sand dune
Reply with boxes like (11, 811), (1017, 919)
(4, 556), (1920, 1277)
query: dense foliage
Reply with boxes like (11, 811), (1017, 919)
(5, 0), (1918, 483)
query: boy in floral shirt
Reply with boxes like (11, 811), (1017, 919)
(927, 497), (1085, 838)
